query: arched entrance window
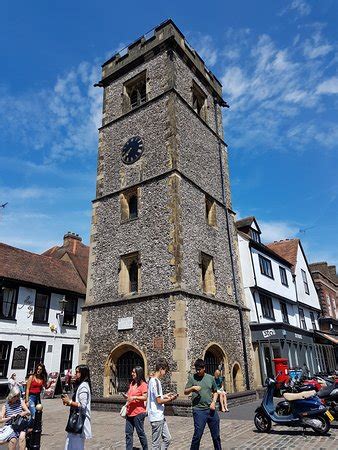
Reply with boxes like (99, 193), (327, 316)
(116, 351), (144, 393)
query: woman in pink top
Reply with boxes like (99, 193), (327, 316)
(125, 366), (148, 450)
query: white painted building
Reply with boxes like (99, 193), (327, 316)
(236, 217), (333, 387)
(0, 233), (88, 394)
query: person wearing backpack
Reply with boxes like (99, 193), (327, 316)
(147, 358), (177, 450)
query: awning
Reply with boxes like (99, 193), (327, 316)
(314, 331), (338, 345)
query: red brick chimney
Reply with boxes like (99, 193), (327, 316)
(63, 232), (82, 254)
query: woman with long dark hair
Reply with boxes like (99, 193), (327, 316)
(125, 366), (148, 450)
(25, 363), (47, 418)
(62, 365), (92, 450)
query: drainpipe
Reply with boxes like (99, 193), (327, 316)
(213, 97), (250, 390)
(249, 246), (260, 324)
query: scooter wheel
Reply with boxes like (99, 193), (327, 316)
(254, 412), (272, 433)
(311, 415), (330, 435)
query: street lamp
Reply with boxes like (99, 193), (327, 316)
(59, 296), (68, 313)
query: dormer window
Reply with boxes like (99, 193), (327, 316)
(123, 71), (147, 111)
(250, 229), (261, 243)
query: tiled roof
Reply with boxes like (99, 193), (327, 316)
(0, 243), (86, 294)
(42, 233), (89, 286)
(235, 216), (255, 229)
(266, 239), (300, 273)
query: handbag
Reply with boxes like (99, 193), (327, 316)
(119, 403), (127, 418)
(65, 407), (85, 434)
(11, 415), (30, 432)
(0, 424), (14, 442)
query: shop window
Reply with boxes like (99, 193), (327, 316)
(123, 71), (147, 111)
(60, 344), (73, 375)
(200, 252), (216, 295)
(192, 81), (207, 120)
(0, 286), (18, 320)
(301, 269), (310, 294)
(0, 341), (12, 378)
(120, 188), (139, 222)
(205, 195), (216, 227)
(260, 293), (275, 320)
(33, 291), (50, 323)
(119, 252), (140, 295)
(259, 255), (273, 278)
(279, 267), (288, 286)
(280, 301), (289, 324)
(27, 341), (45, 376)
(63, 295), (78, 326)
(299, 308), (307, 330)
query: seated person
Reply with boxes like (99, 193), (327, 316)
(0, 387), (30, 450)
(214, 369), (228, 412)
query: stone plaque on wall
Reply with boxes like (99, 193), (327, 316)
(153, 337), (164, 350)
(118, 317), (133, 330)
(11, 346), (27, 370)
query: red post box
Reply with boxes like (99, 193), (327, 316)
(272, 358), (289, 385)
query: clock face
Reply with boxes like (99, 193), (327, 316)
(122, 136), (143, 164)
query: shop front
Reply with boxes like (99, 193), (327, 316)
(251, 323), (318, 386)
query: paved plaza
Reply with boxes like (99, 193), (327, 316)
(38, 399), (337, 449)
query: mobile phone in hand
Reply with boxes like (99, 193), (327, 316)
(61, 394), (66, 398)
(121, 392), (128, 399)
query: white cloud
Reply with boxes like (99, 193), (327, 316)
(221, 67), (248, 99)
(1, 187), (64, 200)
(218, 24), (337, 153)
(189, 34), (218, 67)
(0, 61), (102, 164)
(280, 0), (311, 17)
(259, 221), (299, 243)
(317, 77), (338, 94)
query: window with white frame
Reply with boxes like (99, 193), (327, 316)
(33, 291), (50, 323)
(259, 255), (273, 278)
(310, 311), (317, 330)
(260, 294), (275, 320)
(301, 269), (310, 294)
(0, 286), (18, 320)
(280, 301), (289, 324)
(299, 308), (307, 330)
(279, 267), (288, 287)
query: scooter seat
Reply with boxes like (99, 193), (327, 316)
(283, 390), (316, 401)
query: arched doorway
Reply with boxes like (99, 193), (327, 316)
(203, 344), (229, 388)
(116, 351), (144, 393)
(104, 343), (146, 397)
(205, 350), (221, 375)
(232, 362), (244, 392)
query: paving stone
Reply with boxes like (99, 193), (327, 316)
(39, 399), (337, 449)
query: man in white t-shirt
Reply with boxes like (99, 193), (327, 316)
(147, 358), (178, 449)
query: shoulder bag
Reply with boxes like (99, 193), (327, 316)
(11, 415), (30, 432)
(65, 391), (85, 434)
(119, 403), (127, 418)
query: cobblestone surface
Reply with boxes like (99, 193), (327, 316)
(39, 399), (337, 449)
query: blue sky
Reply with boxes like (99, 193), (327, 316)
(0, 0), (337, 266)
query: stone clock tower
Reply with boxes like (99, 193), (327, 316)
(80, 19), (253, 397)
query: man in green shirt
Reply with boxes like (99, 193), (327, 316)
(184, 359), (222, 449)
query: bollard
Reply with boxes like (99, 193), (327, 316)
(28, 403), (43, 450)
